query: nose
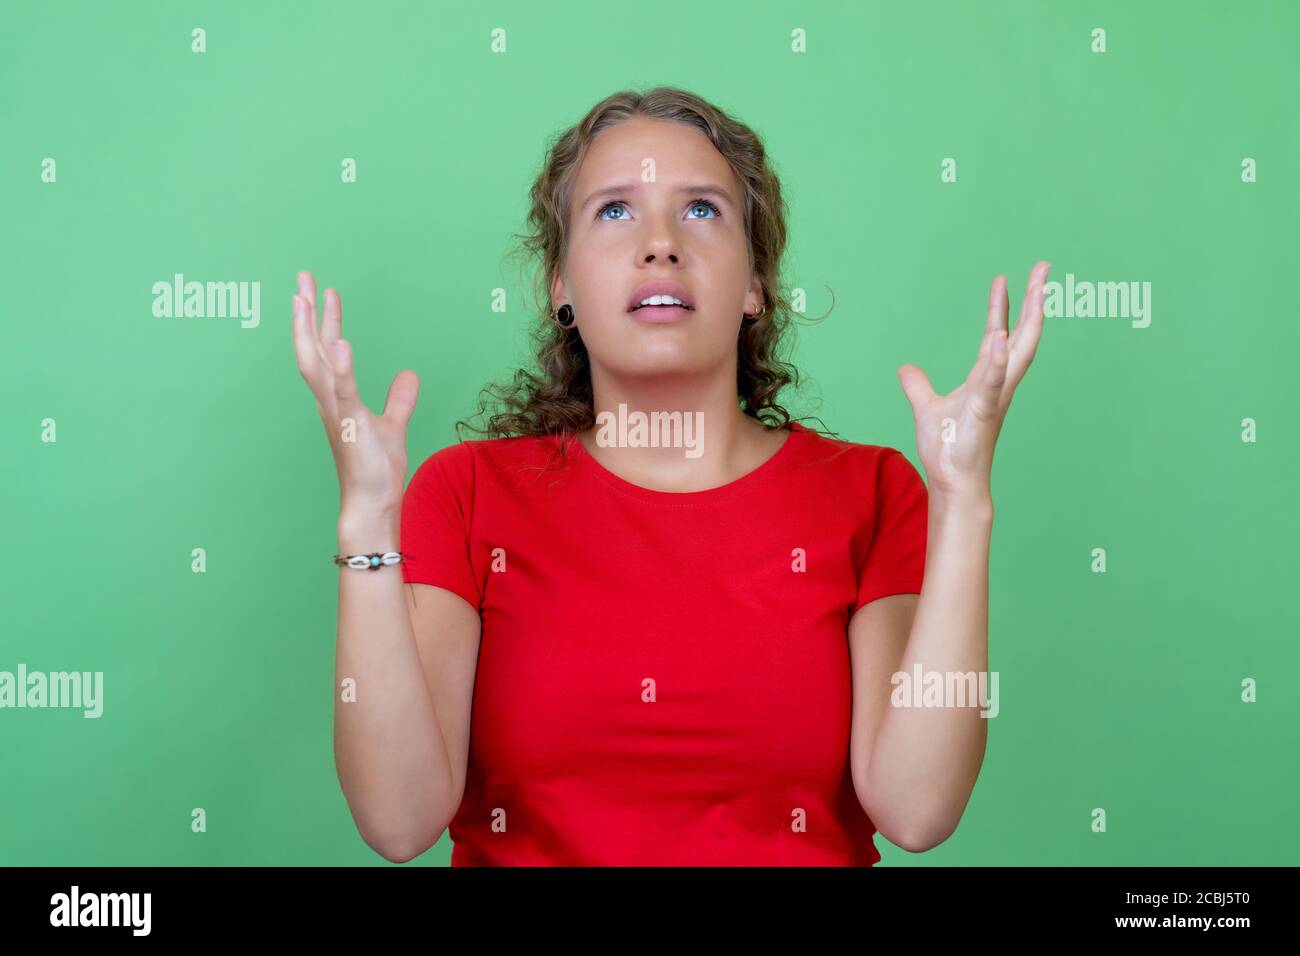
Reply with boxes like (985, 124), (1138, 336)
(637, 212), (681, 264)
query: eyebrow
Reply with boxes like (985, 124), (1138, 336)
(579, 182), (737, 213)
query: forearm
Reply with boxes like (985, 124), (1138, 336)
(333, 509), (456, 862)
(861, 491), (994, 850)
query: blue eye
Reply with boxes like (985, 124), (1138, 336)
(687, 199), (722, 219)
(595, 198), (723, 221)
(597, 201), (629, 221)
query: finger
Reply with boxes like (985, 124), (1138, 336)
(292, 293), (329, 386)
(965, 321), (997, 392)
(971, 329), (1009, 421)
(898, 363), (938, 412)
(321, 287), (342, 351)
(298, 271), (318, 320)
(382, 370), (421, 429)
(1014, 260), (1051, 338)
(1003, 304), (1043, 403)
(966, 315), (1000, 391)
(330, 338), (360, 409)
(986, 275), (1008, 336)
(1006, 262), (1050, 395)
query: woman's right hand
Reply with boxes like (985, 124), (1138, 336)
(292, 271), (420, 518)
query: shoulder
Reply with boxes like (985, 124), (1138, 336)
(788, 422), (922, 498)
(407, 431), (573, 495)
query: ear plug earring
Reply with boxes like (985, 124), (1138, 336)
(551, 304), (577, 328)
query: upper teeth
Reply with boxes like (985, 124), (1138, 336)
(638, 295), (685, 308)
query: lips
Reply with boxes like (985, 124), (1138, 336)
(627, 280), (695, 312)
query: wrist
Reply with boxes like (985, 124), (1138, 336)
(339, 494), (400, 523)
(929, 486), (994, 521)
(337, 507), (400, 550)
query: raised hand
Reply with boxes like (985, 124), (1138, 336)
(291, 271), (420, 517)
(897, 261), (1051, 501)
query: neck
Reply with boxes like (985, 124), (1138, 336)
(578, 364), (780, 492)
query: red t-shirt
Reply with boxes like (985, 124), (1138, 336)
(399, 420), (928, 866)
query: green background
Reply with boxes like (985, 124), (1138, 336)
(2, 0), (1296, 866)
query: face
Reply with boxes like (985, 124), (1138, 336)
(551, 115), (764, 382)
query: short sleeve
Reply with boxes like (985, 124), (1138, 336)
(399, 441), (483, 611)
(852, 449), (928, 613)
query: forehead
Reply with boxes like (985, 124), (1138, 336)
(573, 115), (737, 201)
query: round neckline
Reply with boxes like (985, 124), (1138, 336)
(566, 420), (809, 504)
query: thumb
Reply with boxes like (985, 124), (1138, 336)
(897, 363), (937, 412)
(382, 370), (420, 428)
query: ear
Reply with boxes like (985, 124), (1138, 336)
(550, 268), (567, 307)
(745, 275), (765, 315)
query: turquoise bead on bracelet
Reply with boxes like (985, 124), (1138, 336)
(332, 551), (405, 571)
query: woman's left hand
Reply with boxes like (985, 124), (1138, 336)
(897, 261), (1051, 502)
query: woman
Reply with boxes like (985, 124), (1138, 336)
(293, 86), (1050, 866)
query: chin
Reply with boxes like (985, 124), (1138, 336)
(612, 347), (728, 381)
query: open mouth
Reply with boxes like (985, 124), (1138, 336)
(630, 303), (694, 321)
